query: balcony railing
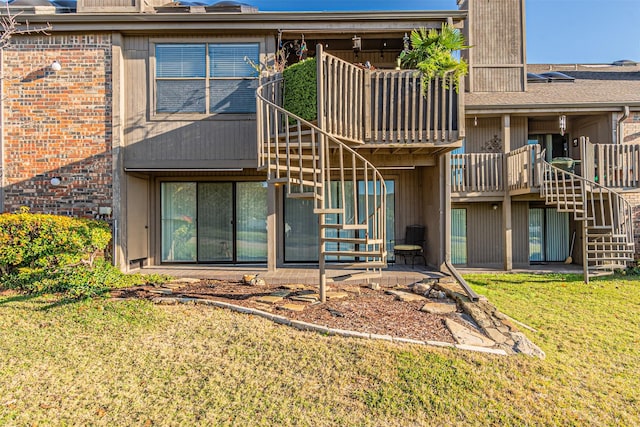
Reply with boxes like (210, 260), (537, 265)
(594, 143), (640, 188)
(319, 50), (463, 145)
(507, 144), (541, 193)
(451, 153), (504, 193)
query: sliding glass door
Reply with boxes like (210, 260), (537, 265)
(283, 180), (395, 262)
(161, 182), (267, 263)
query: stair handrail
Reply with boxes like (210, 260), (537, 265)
(540, 155), (634, 259)
(256, 76), (387, 259)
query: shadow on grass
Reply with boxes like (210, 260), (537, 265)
(0, 291), (40, 305)
(464, 273), (585, 288)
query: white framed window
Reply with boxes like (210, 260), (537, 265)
(154, 42), (260, 115)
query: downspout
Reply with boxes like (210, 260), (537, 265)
(617, 105), (630, 145)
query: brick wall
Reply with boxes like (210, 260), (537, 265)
(2, 34), (112, 217)
(623, 113), (640, 143)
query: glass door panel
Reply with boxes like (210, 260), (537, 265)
(236, 182), (268, 262)
(284, 195), (318, 262)
(198, 183), (233, 262)
(161, 182), (197, 262)
(529, 208), (544, 262)
(451, 208), (467, 265)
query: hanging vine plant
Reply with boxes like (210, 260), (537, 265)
(400, 24), (469, 94)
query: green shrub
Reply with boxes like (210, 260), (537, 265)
(0, 208), (111, 274)
(0, 209), (121, 298)
(282, 58), (317, 122)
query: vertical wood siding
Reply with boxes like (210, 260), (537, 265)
(455, 203), (503, 266)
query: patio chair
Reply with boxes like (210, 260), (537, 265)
(393, 225), (426, 268)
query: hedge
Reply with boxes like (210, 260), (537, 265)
(282, 58), (317, 122)
(0, 209), (142, 298)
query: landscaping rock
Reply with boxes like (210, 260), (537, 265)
(386, 290), (427, 302)
(411, 283), (432, 295)
(290, 294), (319, 303)
(343, 286), (362, 295)
(420, 301), (457, 314)
(368, 282), (380, 291)
(444, 319), (495, 347)
(255, 295), (283, 304)
(512, 332), (546, 359)
(278, 303), (306, 312)
(484, 327), (509, 344)
(280, 284), (306, 290)
(326, 291), (349, 300)
(250, 277), (266, 287)
(269, 290), (291, 298)
(149, 289), (173, 295)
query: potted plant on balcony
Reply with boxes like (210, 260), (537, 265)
(400, 23), (469, 94)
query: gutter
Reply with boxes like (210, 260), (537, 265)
(617, 105), (630, 144)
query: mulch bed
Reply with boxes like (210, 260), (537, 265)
(112, 279), (460, 343)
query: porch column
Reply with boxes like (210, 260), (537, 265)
(502, 114), (513, 271)
(267, 183), (277, 272)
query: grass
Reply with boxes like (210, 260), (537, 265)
(0, 273), (639, 425)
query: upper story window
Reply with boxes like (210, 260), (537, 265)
(155, 43), (260, 115)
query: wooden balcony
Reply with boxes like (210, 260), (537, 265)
(594, 143), (640, 188)
(451, 145), (542, 198)
(318, 49), (464, 147)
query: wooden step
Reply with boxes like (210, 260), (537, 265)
(587, 270), (616, 278)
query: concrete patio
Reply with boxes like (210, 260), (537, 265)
(138, 262), (584, 286)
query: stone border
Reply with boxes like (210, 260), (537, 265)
(147, 296), (508, 356)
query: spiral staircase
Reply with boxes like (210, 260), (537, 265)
(255, 56), (388, 301)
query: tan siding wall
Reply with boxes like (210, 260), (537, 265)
(387, 166), (442, 266)
(465, 117), (502, 153)
(422, 165), (442, 266)
(122, 35), (269, 170)
(512, 201), (529, 266)
(573, 115), (612, 144)
(511, 116), (528, 149)
(454, 202), (503, 267)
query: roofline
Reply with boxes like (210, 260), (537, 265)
(5, 10), (467, 32)
(466, 102), (640, 115)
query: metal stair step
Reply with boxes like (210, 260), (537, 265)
(589, 263), (628, 271)
(314, 208), (344, 214)
(321, 236), (379, 245)
(287, 192), (318, 199)
(322, 223), (368, 230)
(323, 250), (384, 257)
(332, 261), (387, 269)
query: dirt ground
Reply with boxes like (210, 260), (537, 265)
(111, 279), (460, 343)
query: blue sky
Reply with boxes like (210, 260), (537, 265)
(252, 0), (640, 64)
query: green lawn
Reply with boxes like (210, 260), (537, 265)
(0, 273), (638, 425)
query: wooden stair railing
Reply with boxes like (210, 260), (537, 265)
(540, 155), (634, 282)
(256, 75), (387, 302)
